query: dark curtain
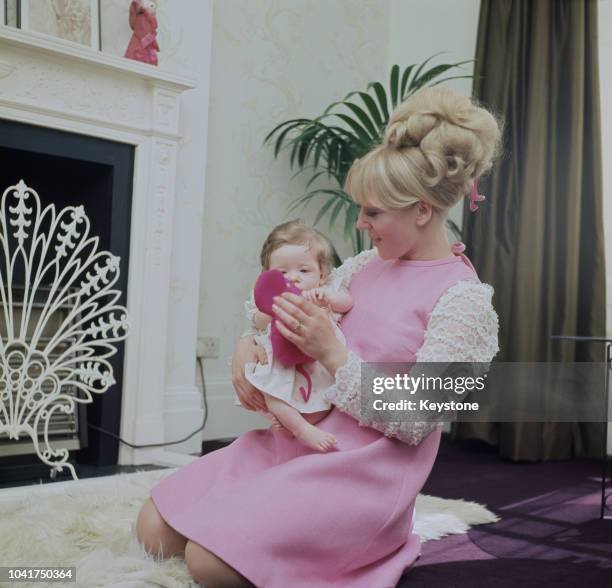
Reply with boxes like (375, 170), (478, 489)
(453, 0), (606, 461)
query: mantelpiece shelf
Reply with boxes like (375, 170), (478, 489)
(0, 25), (196, 91)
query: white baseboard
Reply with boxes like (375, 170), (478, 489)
(162, 385), (204, 455)
(119, 379), (269, 466)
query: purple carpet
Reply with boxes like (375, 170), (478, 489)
(398, 435), (612, 587)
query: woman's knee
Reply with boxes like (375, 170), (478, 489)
(136, 497), (187, 559)
(184, 540), (253, 587)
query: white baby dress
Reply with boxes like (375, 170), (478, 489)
(238, 284), (346, 413)
(243, 310), (346, 413)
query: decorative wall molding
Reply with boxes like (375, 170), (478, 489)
(153, 87), (180, 134)
(150, 141), (176, 269)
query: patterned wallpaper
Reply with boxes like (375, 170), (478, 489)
(15, 1), (599, 445)
(198, 0), (390, 380)
(99, 0), (385, 387)
(56, 1), (476, 400)
(83, 0), (390, 414)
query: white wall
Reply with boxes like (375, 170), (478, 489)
(388, 0), (481, 232)
(196, 0), (611, 448)
(387, 0), (480, 436)
(197, 0), (481, 440)
(197, 0), (391, 439)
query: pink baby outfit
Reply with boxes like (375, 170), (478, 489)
(150, 244), (479, 588)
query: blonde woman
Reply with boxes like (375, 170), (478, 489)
(138, 85), (503, 588)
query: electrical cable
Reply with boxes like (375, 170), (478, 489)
(87, 356), (209, 449)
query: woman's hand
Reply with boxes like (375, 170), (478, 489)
(231, 336), (268, 412)
(272, 292), (348, 374)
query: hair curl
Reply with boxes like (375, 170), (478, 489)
(345, 85), (504, 213)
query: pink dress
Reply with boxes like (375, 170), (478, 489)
(150, 247), (479, 587)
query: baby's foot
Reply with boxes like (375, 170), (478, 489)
(296, 423), (337, 453)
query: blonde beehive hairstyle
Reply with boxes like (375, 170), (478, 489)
(260, 219), (335, 281)
(345, 85), (504, 213)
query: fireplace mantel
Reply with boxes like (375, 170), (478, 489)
(0, 25), (196, 90)
(0, 24), (203, 469)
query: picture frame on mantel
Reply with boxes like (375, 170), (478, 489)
(3, 0), (18, 27)
(16, 0), (101, 50)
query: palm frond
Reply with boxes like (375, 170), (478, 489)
(265, 55), (475, 255)
(328, 198), (346, 231)
(390, 64), (400, 108)
(399, 65), (416, 101)
(408, 60), (474, 95)
(367, 81), (389, 121)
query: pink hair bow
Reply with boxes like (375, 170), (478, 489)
(469, 179), (486, 212)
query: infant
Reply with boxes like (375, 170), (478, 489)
(244, 220), (353, 452)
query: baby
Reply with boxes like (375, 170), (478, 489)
(244, 219), (353, 452)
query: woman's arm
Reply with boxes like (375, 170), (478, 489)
(414, 280), (499, 364)
(231, 336), (268, 411)
(234, 290), (269, 411)
(326, 280), (499, 443)
(274, 280), (499, 445)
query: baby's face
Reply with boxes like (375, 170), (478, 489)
(268, 244), (322, 292)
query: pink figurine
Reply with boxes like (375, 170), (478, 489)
(124, 0), (160, 66)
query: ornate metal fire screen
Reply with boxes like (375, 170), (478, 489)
(0, 180), (129, 480)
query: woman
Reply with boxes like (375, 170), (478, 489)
(136, 85), (503, 587)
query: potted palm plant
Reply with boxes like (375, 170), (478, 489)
(264, 54), (473, 256)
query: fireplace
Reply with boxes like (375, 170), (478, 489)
(0, 25), (204, 479)
(0, 119), (134, 482)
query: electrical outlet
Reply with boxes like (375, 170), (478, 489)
(197, 336), (220, 358)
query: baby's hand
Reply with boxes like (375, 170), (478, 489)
(302, 287), (329, 307)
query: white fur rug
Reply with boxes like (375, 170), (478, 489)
(0, 468), (499, 588)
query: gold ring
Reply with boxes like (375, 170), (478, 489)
(294, 320), (304, 334)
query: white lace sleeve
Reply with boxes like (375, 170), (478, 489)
(415, 280), (499, 364)
(325, 279), (500, 445)
(327, 248), (378, 291)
